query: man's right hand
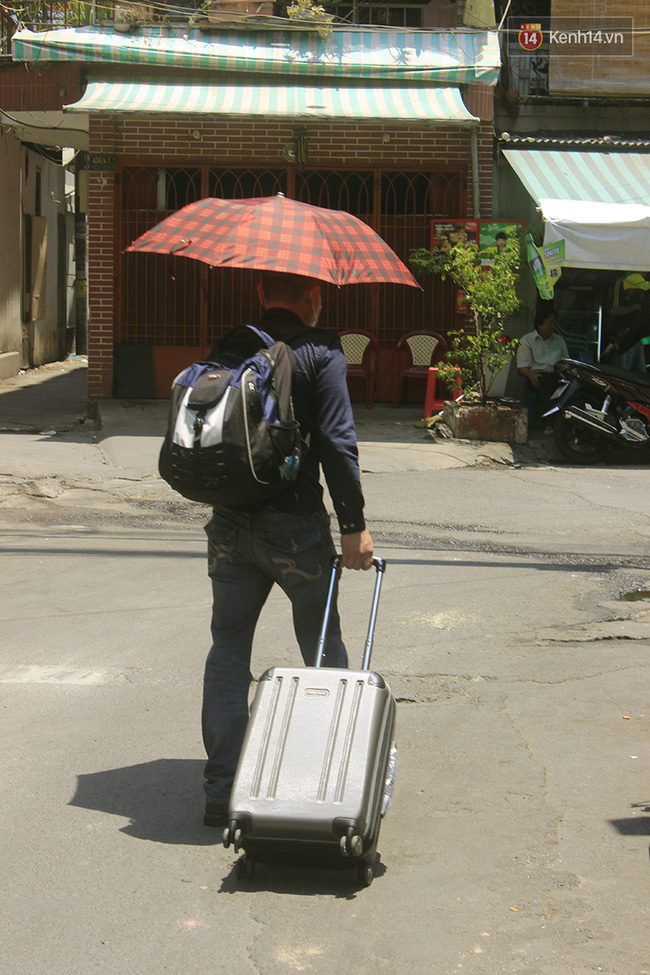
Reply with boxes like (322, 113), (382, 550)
(519, 367), (540, 388)
(340, 529), (374, 570)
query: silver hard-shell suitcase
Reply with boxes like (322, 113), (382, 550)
(223, 557), (395, 886)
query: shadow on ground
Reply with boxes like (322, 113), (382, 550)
(0, 359), (91, 431)
(70, 757), (218, 846)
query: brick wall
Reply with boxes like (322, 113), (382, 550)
(87, 116), (117, 399)
(87, 112), (495, 398)
(463, 85), (494, 121)
(0, 64), (82, 110)
(475, 120), (494, 216)
(105, 117), (493, 170)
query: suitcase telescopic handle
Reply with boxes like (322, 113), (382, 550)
(314, 556), (386, 670)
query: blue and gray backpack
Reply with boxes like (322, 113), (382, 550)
(159, 325), (307, 506)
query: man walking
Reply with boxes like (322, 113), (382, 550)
(202, 271), (373, 828)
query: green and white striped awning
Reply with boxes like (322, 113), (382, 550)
(13, 25), (500, 85)
(64, 77), (478, 123)
(504, 149), (650, 270)
(503, 149), (650, 206)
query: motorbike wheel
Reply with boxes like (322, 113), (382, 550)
(553, 400), (610, 465)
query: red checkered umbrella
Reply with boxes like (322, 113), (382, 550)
(126, 194), (420, 288)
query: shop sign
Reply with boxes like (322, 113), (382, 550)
(88, 154), (114, 172)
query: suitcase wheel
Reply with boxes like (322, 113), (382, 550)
(340, 829), (364, 858)
(356, 863), (373, 888)
(223, 823), (243, 852)
(235, 856), (255, 880)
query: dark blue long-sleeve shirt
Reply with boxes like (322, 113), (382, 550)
(212, 309), (366, 534)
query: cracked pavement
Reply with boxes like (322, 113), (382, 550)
(2, 360), (650, 974)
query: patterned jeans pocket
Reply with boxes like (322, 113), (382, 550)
(205, 518), (239, 577)
(259, 514), (329, 588)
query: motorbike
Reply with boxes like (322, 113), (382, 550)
(545, 357), (650, 464)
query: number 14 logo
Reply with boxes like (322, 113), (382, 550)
(518, 22), (543, 51)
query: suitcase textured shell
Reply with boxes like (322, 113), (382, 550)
(228, 664), (395, 866)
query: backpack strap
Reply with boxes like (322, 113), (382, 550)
(242, 324), (277, 348)
(214, 323), (310, 356)
(213, 323), (274, 355)
(211, 323), (313, 388)
(209, 324), (313, 443)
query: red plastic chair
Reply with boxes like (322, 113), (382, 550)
(424, 366), (463, 417)
(392, 331), (448, 408)
(339, 329), (379, 409)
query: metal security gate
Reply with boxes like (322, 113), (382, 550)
(117, 165), (465, 397)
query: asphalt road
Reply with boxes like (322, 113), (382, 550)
(1, 361), (650, 975)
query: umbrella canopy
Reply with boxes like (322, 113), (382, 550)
(126, 194), (420, 288)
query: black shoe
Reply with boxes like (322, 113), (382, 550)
(204, 801), (229, 828)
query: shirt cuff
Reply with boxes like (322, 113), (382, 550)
(335, 499), (365, 534)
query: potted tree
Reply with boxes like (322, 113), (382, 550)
(286, 0), (335, 36)
(114, 1), (154, 30)
(410, 229), (527, 444)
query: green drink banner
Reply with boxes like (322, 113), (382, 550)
(526, 235), (566, 299)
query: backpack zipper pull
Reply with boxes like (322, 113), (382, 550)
(193, 413), (205, 447)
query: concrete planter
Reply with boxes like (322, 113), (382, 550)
(443, 399), (527, 445)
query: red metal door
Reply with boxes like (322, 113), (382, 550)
(117, 164), (464, 398)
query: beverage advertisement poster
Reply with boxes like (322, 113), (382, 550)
(478, 221), (525, 265)
(431, 218), (526, 317)
(431, 219), (479, 251)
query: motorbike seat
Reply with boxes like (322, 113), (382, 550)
(596, 362), (650, 387)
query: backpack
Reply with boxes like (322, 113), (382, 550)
(159, 325), (308, 507)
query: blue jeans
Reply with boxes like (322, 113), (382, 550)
(202, 507), (347, 804)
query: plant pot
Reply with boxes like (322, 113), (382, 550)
(442, 399), (527, 445)
(484, 357), (514, 400)
(204, 0), (273, 21)
(114, 1), (152, 29)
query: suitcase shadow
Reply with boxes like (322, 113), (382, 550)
(218, 853), (387, 898)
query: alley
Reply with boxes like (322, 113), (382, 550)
(1, 363), (650, 975)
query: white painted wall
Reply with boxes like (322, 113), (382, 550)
(0, 132), (70, 373)
(24, 146), (67, 366)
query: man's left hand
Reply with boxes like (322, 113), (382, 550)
(340, 529), (374, 570)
